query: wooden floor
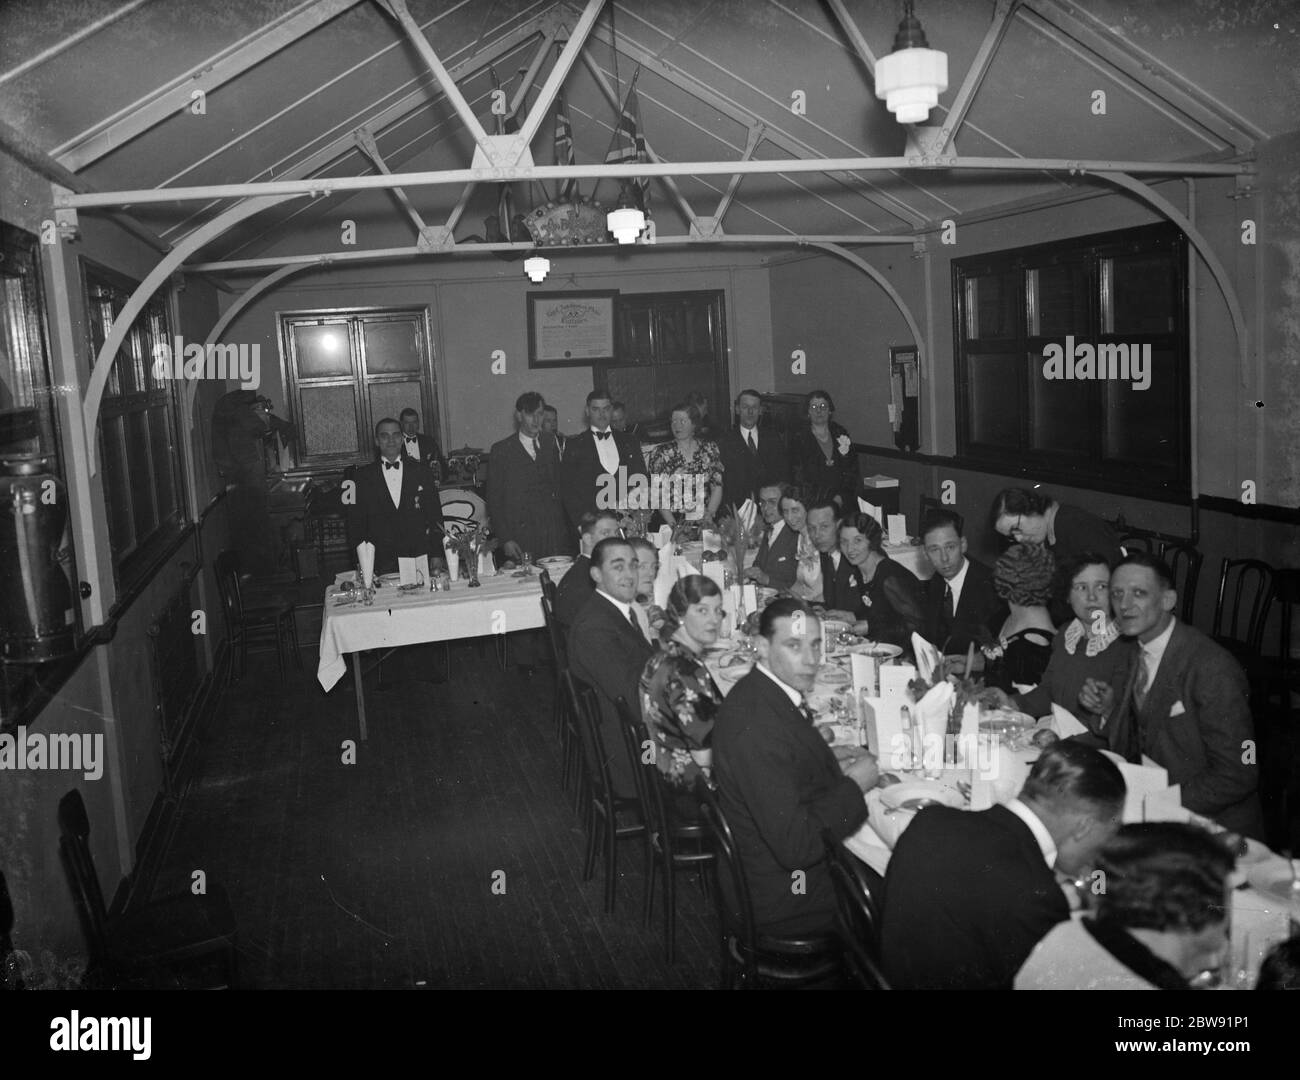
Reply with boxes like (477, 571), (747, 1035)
(148, 635), (719, 989)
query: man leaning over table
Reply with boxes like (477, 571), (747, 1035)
(1088, 553), (1264, 839)
(712, 599), (880, 937)
(880, 741), (1124, 990)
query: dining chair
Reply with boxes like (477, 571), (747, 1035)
(821, 829), (891, 990)
(57, 789), (238, 988)
(1119, 529), (1159, 555)
(917, 494), (960, 535)
(1212, 558), (1275, 669)
(541, 575), (583, 806)
(616, 697), (714, 963)
(214, 549), (300, 684)
(563, 673), (646, 914)
(1158, 539), (1203, 625)
(695, 781), (842, 989)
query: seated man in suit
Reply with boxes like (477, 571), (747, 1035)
(568, 537), (654, 799)
(881, 741), (1125, 990)
(918, 509), (1007, 653)
(744, 481), (799, 590)
(712, 598), (880, 936)
(792, 499), (853, 608)
(1096, 553), (1264, 838)
(718, 389), (790, 509)
(346, 417), (446, 574)
(560, 389), (647, 531)
(554, 509), (621, 628)
(396, 407), (446, 478)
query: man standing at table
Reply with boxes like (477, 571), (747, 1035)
(541, 404), (567, 460)
(568, 537), (653, 799)
(487, 391), (572, 563)
(396, 407), (446, 479)
(561, 389), (647, 531)
(554, 509), (621, 628)
(719, 388), (788, 509)
(1099, 553), (1264, 838)
(917, 509), (1006, 654)
(880, 742), (1124, 989)
(793, 499), (853, 608)
(712, 599), (879, 936)
(346, 417), (446, 575)
(744, 481), (798, 590)
(610, 401), (640, 439)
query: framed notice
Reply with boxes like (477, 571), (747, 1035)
(527, 290), (617, 368)
(889, 344), (921, 453)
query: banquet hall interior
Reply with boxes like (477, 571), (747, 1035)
(0, 0), (1297, 991)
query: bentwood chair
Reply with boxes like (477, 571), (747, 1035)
(563, 673), (646, 914)
(1212, 558), (1275, 669)
(541, 574), (584, 808)
(821, 830), (891, 990)
(214, 549), (300, 683)
(696, 781), (842, 989)
(58, 790), (238, 988)
(1160, 540), (1204, 625)
(616, 698), (714, 962)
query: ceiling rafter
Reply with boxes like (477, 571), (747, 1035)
(0, 0), (151, 88)
(935, 0), (1018, 153)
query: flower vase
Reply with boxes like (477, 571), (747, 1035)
(466, 547), (481, 587)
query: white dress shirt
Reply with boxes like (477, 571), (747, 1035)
(381, 455), (403, 508)
(591, 427), (620, 474)
(755, 662), (805, 708)
(403, 434), (420, 461)
(766, 519), (786, 546)
(740, 424), (759, 452)
(518, 431), (539, 460)
(1138, 616), (1177, 696)
(945, 557), (971, 612)
(1006, 798), (1057, 869)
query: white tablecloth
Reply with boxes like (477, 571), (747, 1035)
(317, 572), (544, 691)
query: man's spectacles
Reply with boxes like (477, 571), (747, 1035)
(809, 403), (830, 412)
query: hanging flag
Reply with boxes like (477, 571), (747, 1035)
(605, 71), (650, 216)
(554, 89), (577, 202)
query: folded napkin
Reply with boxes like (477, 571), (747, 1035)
(857, 497), (882, 524)
(1049, 703), (1089, 738)
(702, 558), (727, 592)
(911, 678), (955, 740)
(910, 632), (941, 685)
(736, 499), (758, 535)
(357, 541), (375, 588)
(887, 513), (908, 545)
(478, 548), (496, 577)
(652, 524), (673, 549)
(653, 543), (677, 607)
(850, 653), (877, 696)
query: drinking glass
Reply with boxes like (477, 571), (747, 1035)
(521, 550), (532, 573)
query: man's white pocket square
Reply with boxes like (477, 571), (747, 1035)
(1169, 701), (1186, 717)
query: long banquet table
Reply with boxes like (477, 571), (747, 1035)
(317, 570), (544, 740)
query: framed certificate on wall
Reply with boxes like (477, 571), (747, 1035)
(527, 290), (618, 367)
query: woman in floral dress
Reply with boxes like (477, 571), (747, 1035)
(639, 575), (725, 800)
(648, 402), (724, 525)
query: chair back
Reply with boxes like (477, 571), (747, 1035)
(213, 549), (246, 631)
(1159, 540), (1203, 625)
(822, 830), (890, 989)
(1213, 558), (1275, 653)
(1119, 530), (1158, 555)
(918, 495), (961, 536)
(539, 570), (567, 670)
(616, 696), (655, 823)
(563, 671), (616, 810)
(1273, 569), (1300, 663)
(696, 780), (758, 969)
(56, 790), (111, 964)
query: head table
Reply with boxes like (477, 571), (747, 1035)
(317, 569), (544, 740)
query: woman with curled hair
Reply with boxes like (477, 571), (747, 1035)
(1016, 822), (1234, 989)
(788, 389), (861, 508)
(982, 542), (1057, 693)
(648, 401), (724, 526)
(639, 575), (725, 793)
(824, 512), (925, 647)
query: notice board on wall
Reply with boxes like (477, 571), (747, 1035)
(889, 345), (920, 453)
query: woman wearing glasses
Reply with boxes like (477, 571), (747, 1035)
(788, 389), (861, 508)
(1010, 552), (1136, 743)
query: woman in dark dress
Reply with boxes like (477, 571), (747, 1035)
(787, 389), (861, 507)
(982, 542), (1057, 693)
(824, 512), (925, 647)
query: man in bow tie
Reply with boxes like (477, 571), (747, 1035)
(719, 389), (789, 508)
(346, 417), (446, 574)
(1096, 553), (1263, 838)
(396, 407), (446, 479)
(713, 599), (879, 937)
(745, 481), (798, 590)
(560, 389), (647, 531)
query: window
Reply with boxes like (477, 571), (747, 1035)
(953, 223), (1188, 496)
(83, 264), (187, 584)
(1, 224), (61, 462)
(278, 307), (439, 469)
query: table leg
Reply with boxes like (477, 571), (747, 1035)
(352, 651), (368, 742)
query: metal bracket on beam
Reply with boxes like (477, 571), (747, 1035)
(690, 217), (724, 239)
(905, 126), (957, 166)
(54, 204), (80, 241)
(417, 225), (456, 251)
(911, 237), (928, 256)
(471, 134), (536, 171)
(1230, 174), (1258, 200)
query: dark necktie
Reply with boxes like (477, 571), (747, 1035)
(746, 430), (757, 453)
(756, 526), (771, 562)
(595, 430), (612, 441)
(1133, 650), (1152, 711)
(942, 582), (954, 621)
(627, 607), (641, 635)
(384, 460), (400, 470)
(799, 702), (816, 726)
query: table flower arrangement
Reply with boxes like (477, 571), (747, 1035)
(437, 523), (497, 587)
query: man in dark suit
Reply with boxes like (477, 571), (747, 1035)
(568, 538), (654, 799)
(541, 404), (567, 460)
(797, 499), (854, 608)
(486, 391), (572, 563)
(346, 417), (446, 574)
(610, 401), (640, 439)
(718, 388), (789, 509)
(1099, 553), (1264, 838)
(712, 599), (880, 935)
(396, 407), (446, 478)
(745, 482), (800, 590)
(918, 509), (1007, 653)
(553, 509), (621, 628)
(560, 389), (647, 530)
(880, 742), (1125, 989)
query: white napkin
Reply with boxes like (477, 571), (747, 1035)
(653, 545), (677, 608)
(1119, 760), (1171, 823)
(850, 653), (877, 697)
(443, 542), (459, 582)
(910, 632), (941, 685)
(357, 541), (375, 588)
(676, 560), (695, 580)
(702, 529), (723, 552)
(736, 499), (757, 535)
(398, 554), (430, 586)
(1050, 703), (1089, 738)
(478, 548), (495, 577)
(702, 559), (727, 591)
(911, 678), (955, 739)
(1143, 785), (1188, 823)
(858, 498), (882, 524)
(652, 524), (673, 549)
(876, 663), (917, 770)
(887, 513), (908, 544)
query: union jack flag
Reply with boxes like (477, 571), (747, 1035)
(605, 80), (650, 215)
(554, 89), (577, 201)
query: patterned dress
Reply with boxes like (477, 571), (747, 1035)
(647, 440), (724, 518)
(639, 638), (724, 789)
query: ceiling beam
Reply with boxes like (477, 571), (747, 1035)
(353, 127), (430, 236)
(52, 0), (368, 171)
(511, 0), (604, 153)
(711, 124), (764, 228)
(506, 27), (559, 120)
(55, 153), (1252, 210)
(822, 0), (879, 77)
(1021, 0), (1264, 151)
(0, 0), (152, 88)
(935, 0), (1018, 154)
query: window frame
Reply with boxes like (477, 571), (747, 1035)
(952, 222), (1189, 498)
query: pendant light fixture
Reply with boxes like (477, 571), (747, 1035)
(523, 256), (551, 283)
(874, 0), (948, 124)
(606, 187), (646, 244)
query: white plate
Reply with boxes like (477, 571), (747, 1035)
(844, 641), (903, 660)
(1246, 860), (1300, 903)
(979, 709), (1037, 732)
(879, 780), (965, 812)
(816, 668), (851, 688)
